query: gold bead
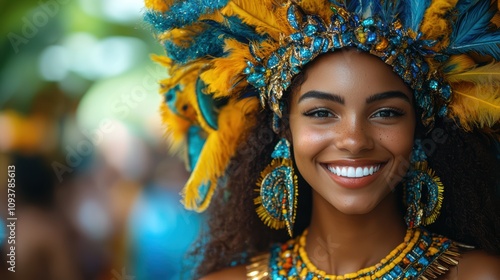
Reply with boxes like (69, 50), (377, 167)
(375, 37), (389, 51)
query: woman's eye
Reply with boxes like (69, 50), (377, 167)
(304, 109), (335, 118)
(371, 109), (405, 118)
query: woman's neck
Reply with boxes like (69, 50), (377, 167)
(305, 190), (406, 275)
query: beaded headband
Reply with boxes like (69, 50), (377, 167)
(145, 0), (500, 212)
(244, 3), (451, 128)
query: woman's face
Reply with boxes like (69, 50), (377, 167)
(288, 50), (416, 215)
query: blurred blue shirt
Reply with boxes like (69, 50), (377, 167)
(128, 184), (203, 280)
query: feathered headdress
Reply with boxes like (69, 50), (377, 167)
(144, 0), (500, 212)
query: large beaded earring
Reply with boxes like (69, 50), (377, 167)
(255, 138), (298, 237)
(403, 140), (444, 228)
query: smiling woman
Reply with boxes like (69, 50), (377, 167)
(144, 0), (500, 279)
(289, 51), (416, 219)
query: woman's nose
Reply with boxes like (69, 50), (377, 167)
(333, 118), (374, 154)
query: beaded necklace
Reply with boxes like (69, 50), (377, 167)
(264, 227), (466, 280)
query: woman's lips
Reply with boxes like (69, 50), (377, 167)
(322, 161), (386, 189)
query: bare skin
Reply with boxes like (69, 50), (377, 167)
(200, 51), (500, 279)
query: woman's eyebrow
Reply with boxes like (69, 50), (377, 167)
(366, 91), (411, 104)
(298, 90), (345, 104)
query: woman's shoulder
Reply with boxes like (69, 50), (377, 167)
(442, 249), (500, 279)
(199, 265), (247, 280)
(457, 250), (500, 278)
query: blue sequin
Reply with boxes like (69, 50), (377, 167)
(277, 47), (286, 56)
(333, 34), (342, 48)
(429, 80), (439, 90)
(367, 31), (377, 43)
(287, 5), (300, 30)
(290, 55), (300, 67)
(267, 54), (280, 68)
(299, 48), (312, 59)
(438, 106), (448, 117)
(290, 32), (304, 41)
(362, 17), (375, 27)
(312, 37), (323, 52)
(304, 24), (317, 36)
(441, 85), (452, 100)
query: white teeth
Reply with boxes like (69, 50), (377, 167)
(363, 167), (369, 176)
(355, 167), (363, 177)
(327, 164), (382, 178)
(347, 167), (355, 177)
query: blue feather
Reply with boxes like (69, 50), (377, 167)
(163, 16), (268, 65)
(329, 0), (385, 19)
(448, 32), (500, 60)
(454, 0), (481, 15)
(362, 0), (383, 18)
(400, 0), (431, 31)
(346, 0), (363, 14)
(448, 0), (500, 59)
(329, 0), (345, 7)
(144, 0), (229, 32)
(164, 24), (226, 64)
(204, 17), (267, 43)
(358, 0), (381, 17)
(379, 0), (400, 23)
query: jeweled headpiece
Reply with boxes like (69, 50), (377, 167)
(144, 0), (500, 211)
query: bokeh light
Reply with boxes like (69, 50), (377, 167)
(0, 1), (202, 279)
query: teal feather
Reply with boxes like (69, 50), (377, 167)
(400, 0), (431, 31)
(448, 0), (500, 59)
(454, 0), (480, 15)
(449, 32), (500, 60)
(144, 0), (229, 32)
(163, 16), (267, 65)
(205, 17), (267, 43)
(379, 0), (401, 23)
(164, 24), (226, 64)
(330, 0), (384, 19)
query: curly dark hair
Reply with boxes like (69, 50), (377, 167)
(185, 59), (500, 279)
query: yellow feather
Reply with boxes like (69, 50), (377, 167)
(165, 61), (220, 134)
(420, 0), (458, 51)
(182, 97), (260, 211)
(447, 62), (500, 83)
(160, 103), (191, 155)
(200, 39), (251, 98)
(182, 179), (217, 212)
(251, 40), (283, 63)
(144, 0), (173, 11)
(493, 1), (500, 26)
(299, 0), (336, 24)
(221, 0), (285, 39)
(151, 54), (173, 69)
(159, 25), (206, 47)
(442, 55), (476, 76)
(449, 83), (500, 130)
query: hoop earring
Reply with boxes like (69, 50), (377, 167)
(403, 140), (444, 228)
(255, 138), (298, 237)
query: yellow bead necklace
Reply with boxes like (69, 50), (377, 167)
(268, 227), (463, 279)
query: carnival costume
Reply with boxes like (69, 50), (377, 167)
(144, 0), (500, 279)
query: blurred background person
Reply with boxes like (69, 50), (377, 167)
(1, 1), (204, 279)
